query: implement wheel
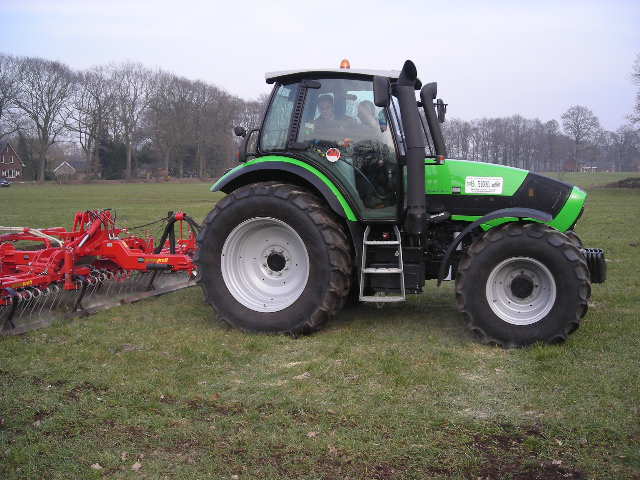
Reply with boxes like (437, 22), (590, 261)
(455, 223), (591, 347)
(195, 182), (352, 334)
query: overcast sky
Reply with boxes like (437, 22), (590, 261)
(1, 0), (638, 131)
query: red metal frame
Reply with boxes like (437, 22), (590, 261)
(0, 210), (197, 306)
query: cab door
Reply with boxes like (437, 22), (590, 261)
(295, 77), (401, 221)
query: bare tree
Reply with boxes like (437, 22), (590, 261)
(0, 54), (21, 139)
(67, 66), (116, 177)
(561, 105), (600, 169)
(612, 125), (640, 171)
(191, 81), (229, 178)
(13, 57), (74, 181)
(112, 63), (152, 179)
(630, 53), (640, 126)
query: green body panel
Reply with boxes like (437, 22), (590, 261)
(425, 160), (586, 232)
(547, 186), (587, 231)
(212, 155), (585, 233)
(450, 187), (586, 232)
(424, 159), (529, 195)
(211, 155), (358, 221)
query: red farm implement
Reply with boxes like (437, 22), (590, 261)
(0, 210), (200, 334)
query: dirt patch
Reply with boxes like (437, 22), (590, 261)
(603, 177), (640, 188)
(185, 397), (244, 415)
(471, 426), (586, 480)
(32, 409), (55, 422)
(475, 460), (586, 479)
(159, 394), (177, 405)
(314, 455), (450, 480)
(65, 381), (108, 401)
(0, 369), (67, 388)
(312, 455), (408, 480)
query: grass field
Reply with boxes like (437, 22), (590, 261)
(1, 173), (639, 479)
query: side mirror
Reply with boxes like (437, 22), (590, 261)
(373, 76), (391, 108)
(234, 126), (247, 138)
(436, 99), (447, 123)
(238, 128), (259, 163)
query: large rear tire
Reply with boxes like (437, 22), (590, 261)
(455, 223), (591, 347)
(195, 182), (352, 334)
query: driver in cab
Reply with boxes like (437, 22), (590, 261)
(312, 95), (353, 139)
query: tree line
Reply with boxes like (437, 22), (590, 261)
(0, 52), (639, 181)
(0, 54), (267, 181)
(441, 108), (639, 172)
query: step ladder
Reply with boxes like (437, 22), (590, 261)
(359, 225), (406, 303)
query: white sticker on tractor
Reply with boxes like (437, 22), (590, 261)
(325, 148), (341, 163)
(465, 176), (503, 194)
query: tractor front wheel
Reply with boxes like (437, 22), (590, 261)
(195, 182), (352, 334)
(455, 223), (591, 347)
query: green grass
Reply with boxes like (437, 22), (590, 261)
(1, 174), (639, 479)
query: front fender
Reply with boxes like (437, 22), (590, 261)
(437, 207), (552, 285)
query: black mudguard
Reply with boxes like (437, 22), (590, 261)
(437, 208), (552, 285)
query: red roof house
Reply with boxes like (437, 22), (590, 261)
(0, 141), (24, 180)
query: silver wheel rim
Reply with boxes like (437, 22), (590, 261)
(485, 257), (556, 326)
(221, 217), (310, 313)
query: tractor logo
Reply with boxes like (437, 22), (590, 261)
(325, 148), (341, 163)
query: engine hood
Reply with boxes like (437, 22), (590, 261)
(423, 159), (586, 231)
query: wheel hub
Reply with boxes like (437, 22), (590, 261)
(486, 257), (556, 326)
(221, 217), (310, 313)
(264, 248), (288, 276)
(510, 274), (534, 299)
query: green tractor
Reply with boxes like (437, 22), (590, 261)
(195, 60), (606, 347)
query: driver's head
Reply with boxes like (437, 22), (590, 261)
(358, 100), (376, 122)
(317, 95), (335, 120)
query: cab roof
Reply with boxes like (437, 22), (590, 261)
(265, 68), (402, 84)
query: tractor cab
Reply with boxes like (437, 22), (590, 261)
(236, 65), (446, 223)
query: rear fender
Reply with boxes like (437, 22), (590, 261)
(212, 160), (357, 222)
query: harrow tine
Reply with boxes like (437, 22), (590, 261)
(25, 288), (44, 325)
(117, 272), (129, 297)
(16, 290), (34, 322)
(102, 272), (116, 297)
(86, 275), (101, 300)
(37, 287), (54, 316)
(47, 285), (63, 312)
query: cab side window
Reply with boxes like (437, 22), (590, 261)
(261, 84), (296, 151)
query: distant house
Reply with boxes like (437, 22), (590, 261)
(53, 161), (77, 182)
(0, 141), (25, 180)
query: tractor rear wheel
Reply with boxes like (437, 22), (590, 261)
(455, 222), (591, 347)
(195, 182), (352, 334)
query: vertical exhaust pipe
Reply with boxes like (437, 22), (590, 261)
(420, 83), (447, 158)
(394, 60), (426, 236)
